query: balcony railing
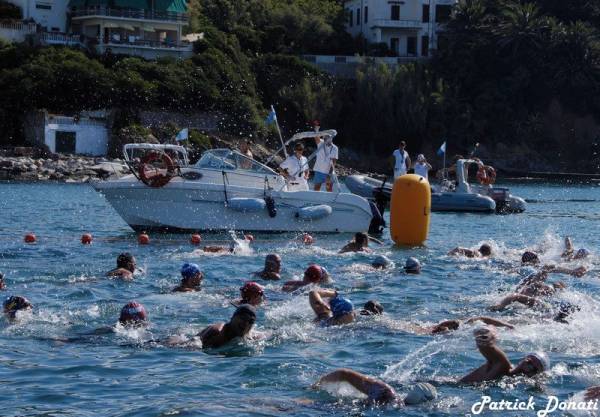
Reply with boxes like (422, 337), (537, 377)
(0, 21), (38, 32)
(95, 37), (192, 50)
(71, 7), (188, 23)
(39, 32), (83, 46)
(371, 18), (422, 29)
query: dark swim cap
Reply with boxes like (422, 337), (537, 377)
(117, 252), (134, 268)
(521, 251), (539, 265)
(119, 301), (148, 325)
(3, 295), (32, 315)
(361, 300), (384, 315)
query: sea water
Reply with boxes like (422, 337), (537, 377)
(0, 181), (599, 417)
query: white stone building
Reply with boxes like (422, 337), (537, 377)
(343, 0), (456, 57)
(25, 110), (110, 156)
(5, 0), (69, 32)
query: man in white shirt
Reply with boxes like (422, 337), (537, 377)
(392, 141), (411, 179)
(279, 143), (309, 191)
(313, 134), (339, 192)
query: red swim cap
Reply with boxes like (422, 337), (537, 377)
(240, 281), (264, 296)
(119, 301), (148, 325)
(304, 265), (323, 283)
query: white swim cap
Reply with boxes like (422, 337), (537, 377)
(528, 351), (550, 372)
(417, 154), (425, 162)
(372, 255), (391, 268)
(473, 326), (498, 347)
(404, 382), (437, 405)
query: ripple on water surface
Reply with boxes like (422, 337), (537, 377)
(0, 182), (599, 416)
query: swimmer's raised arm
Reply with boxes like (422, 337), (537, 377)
(489, 294), (538, 311)
(584, 386), (600, 401)
(543, 265), (587, 277)
(315, 368), (396, 403)
(465, 316), (515, 329)
(459, 328), (511, 384)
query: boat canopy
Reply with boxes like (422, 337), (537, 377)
(194, 149), (277, 176)
(123, 143), (189, 165)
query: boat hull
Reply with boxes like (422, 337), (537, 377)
(92, 178), (373, 233)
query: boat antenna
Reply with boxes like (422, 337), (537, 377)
(271, 105), (288, 159)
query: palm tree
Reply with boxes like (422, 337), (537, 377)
(494, 2), (550, 60)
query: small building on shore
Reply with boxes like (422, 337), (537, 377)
(24, 110), (110, 156)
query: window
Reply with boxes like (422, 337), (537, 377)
(55, 131), (76, 154)
(407, 36), (417, 56)
(422, 5), (430, 23)
(349, 9), (353, 27)
(364, 6), (368, 23)
(51, 27), (60, 32)
(35, 3), (51, 9)
(390, 38), (399, 55)
(421, 35), (429, 56)
(435, 5), (452, 23)
(356, 8), (360, 25)
(391, 5), (400, 20)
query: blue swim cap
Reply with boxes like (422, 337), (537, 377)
(181, 263), (201, 278)
(329, 296), (353, 318)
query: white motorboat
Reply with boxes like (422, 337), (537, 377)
(345, 159), (526, 214)
(92, 138), (374, 233)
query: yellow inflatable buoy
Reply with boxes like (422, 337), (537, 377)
(390, 174), (431, 245)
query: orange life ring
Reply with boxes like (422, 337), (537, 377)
(138, 151), (175, 188)
(476, 165), (496, 185)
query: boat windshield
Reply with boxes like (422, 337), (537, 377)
(195, 149), (276, 175)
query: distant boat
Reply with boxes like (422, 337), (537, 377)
(345, 159), (526, 214)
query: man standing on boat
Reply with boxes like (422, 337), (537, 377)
(279, 143), (309, 191)
(313, 134), (338, 192)
(392, 141), (411, 179)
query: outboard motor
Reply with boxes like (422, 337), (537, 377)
(368, 201), (385, 234)
(265, 196), (277, 218)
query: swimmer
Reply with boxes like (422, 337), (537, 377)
(309, 289), (354, 326)
(254, 254), (282, 280)
(583, 386), (600, 401)
(202, 243), (236, 253)
(404, 257), (421, 274)
(3, 295), (32, 320)
(198, 304), (257, 349)
(407, 316), (513, 335)
(119, 301), (148, 327)
(0, 272), (5, 290)
(562, 237), (591, 261)
(371, 255), (391, 269)
(448, 243), (492, 258)
(282, 264), (330, 292)
(339, 232), (371, 254)
(360, 300), (384, 315)
(173, 263), (203, 292)
(459, 326), (550, 383)
(521, 251), (587, 277)
(238, 281), (264, 307)
(106, 252), (137, 280)
(314, 368), (437, 405)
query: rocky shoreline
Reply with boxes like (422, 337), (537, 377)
(0, 154), (128, 182)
